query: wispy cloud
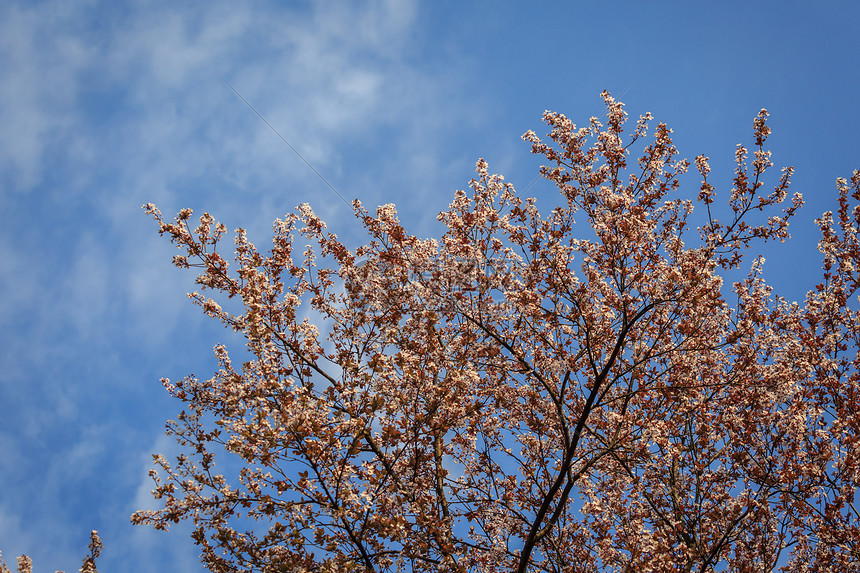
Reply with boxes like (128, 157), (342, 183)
(0, 1), (476, 569)
(0, 3), (94, 192)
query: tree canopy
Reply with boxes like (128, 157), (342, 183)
(130, 93), (860, 572)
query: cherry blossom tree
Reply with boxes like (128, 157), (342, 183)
(133, 92), (860, 572)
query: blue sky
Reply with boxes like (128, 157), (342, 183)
(0, 1), (858, 571)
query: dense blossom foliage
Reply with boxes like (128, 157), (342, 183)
(134, 93), (859, 572)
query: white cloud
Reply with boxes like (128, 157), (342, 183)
(0, 2), (487, 571)
(0, 2), (95, 192)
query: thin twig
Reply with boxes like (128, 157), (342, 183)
(517, 81), (635, 198)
